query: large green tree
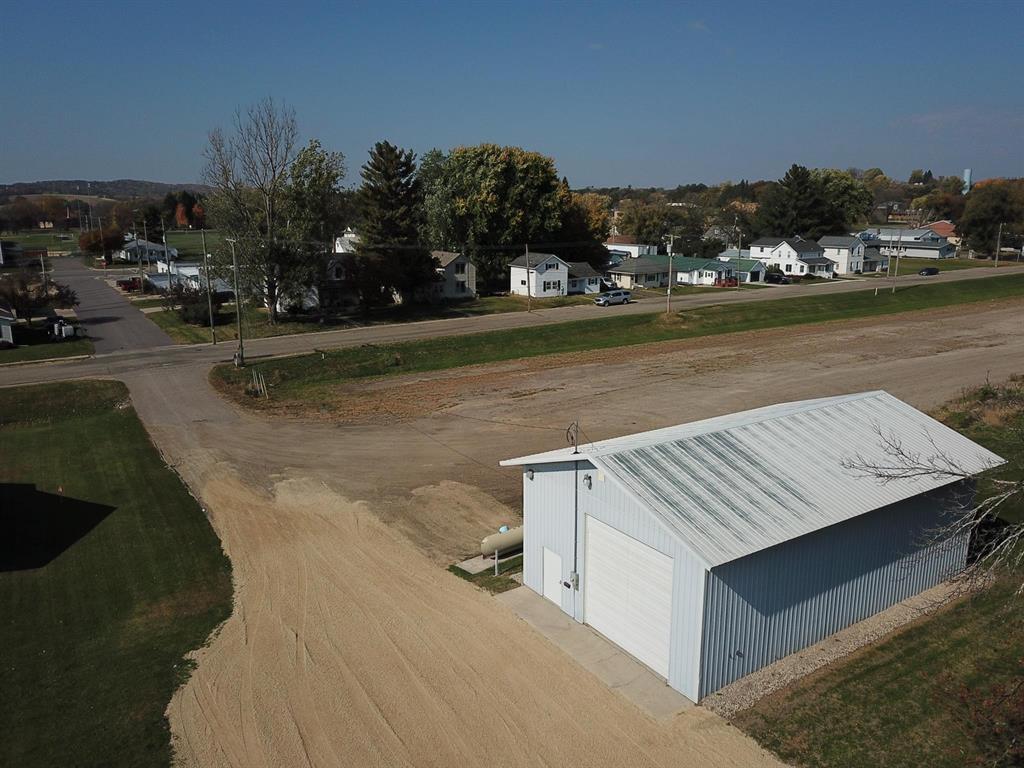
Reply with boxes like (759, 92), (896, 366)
(756, 164), (845, 239)
(422, 144), (565, 288)
(960, 180), (1024, 255)
(550, 186), (611, 266)
(617, 199), (670, 246)
(811, 169), (873, 228)
(355, 141), (433, 307)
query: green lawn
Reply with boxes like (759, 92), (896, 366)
(149, 294), (601, 345)
(0, 230), (80, 251)
(458, 294), (596, 313)
(732, 378), (1024, 768)
(863, 257), (1017, 277)
(131, 297), (171, 309)
(0, 325), (93, 364)
(0, 381), (232, 768)
(163, 230), (225, 257)
(211, 273), (1024, 410)
(148, 303), (338, 344)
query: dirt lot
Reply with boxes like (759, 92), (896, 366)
(113, 298), (1024, 767)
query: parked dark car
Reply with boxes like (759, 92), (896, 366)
(765, 272), (791, 285)
(918, 267), (940, 276)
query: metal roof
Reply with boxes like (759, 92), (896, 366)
(501, 392), (1004, 569)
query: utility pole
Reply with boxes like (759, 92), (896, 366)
(142, 219), (149, 271)
(97, 215), (106, 266)
(227, 238), (244, 366)
(736, 227), (744, 291)
(525, 244), (531, 313)
(135, 212), (144, 289)
(161, 216), (169, 272)
(891, 229), (902, 295)
(202, 229), (217, 344)
(995, 222), (1003, 269)
(666, 249), (674, 315)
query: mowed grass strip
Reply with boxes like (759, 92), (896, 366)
(731, 378), (1024, 768)
(211, 273), (1024, 407)
(0, 381), (232, 768)
(0, 326), (93, 363)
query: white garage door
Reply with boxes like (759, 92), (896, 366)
(583, 516), (673, 678)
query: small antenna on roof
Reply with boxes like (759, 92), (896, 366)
(566, 421), (580, 454)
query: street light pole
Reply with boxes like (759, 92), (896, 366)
(995, 222), (1003, 269)
(226, 238), (244, 366)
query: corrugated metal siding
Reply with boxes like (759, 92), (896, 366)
(505, 391), (1003, 568)
(699, 487), (970, 697)
(578, 466), (705, 702)
(521, 461), (579, 617)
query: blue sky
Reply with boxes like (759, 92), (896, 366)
(5, 0), (1023, 187)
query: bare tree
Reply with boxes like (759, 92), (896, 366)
(842, 424), (1024, 595)
(203, 98), (299, 322)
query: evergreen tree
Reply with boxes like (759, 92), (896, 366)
(355, 141), (433, 307)
(756, 164), (845, 239)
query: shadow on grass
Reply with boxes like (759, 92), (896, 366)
(0, 483), (114, 571)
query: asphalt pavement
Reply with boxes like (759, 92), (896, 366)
(3, 261), (1021, 389)
(51, 259), (172, 353)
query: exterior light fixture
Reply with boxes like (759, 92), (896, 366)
(526, 469), (534, 480)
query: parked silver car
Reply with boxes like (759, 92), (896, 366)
(594, 289), (631, 306)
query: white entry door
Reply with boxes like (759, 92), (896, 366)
(583, 516), (673, 678)
(542, 548), (562, 606)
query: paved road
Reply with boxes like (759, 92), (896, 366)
(52, 259), (172, 353)
(3, 263), (1019, 389)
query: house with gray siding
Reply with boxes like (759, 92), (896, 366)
(501, 391), (1003, 701)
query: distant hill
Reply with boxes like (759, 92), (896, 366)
(0, 179), (213, 200)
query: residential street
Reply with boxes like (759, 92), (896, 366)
(3, 288), (1022, 767)
(9, 261), (1021, 389)
(51, 259), (172, 353)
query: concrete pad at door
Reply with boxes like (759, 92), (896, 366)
(497, 586), (692, 720)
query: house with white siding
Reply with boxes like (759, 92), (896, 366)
(603, 235), (659, 259)
(749, 236), (835, 278)
(0, 299), (15, 346)
(428, 251), (477, 300)
(818, 236), (869, 275)
(115, 239), (177, 263)
(716, 249), (767, 283)
(509, 253), (569, 297)
(566, 262), (604, 294)
(501, 392), (1002, 701)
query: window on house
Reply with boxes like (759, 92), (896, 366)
(546, 262), (558, 270)
(800, 265), (806, 273)
(520, 279), (527, 286)
(784, 264), (792, 272)
(454, 262), (466, 274)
